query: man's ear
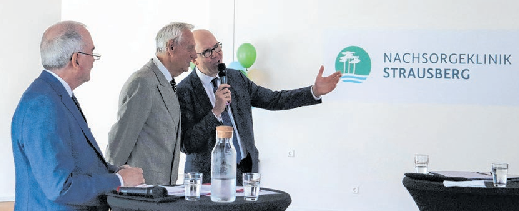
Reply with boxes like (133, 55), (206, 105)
(168, 40), (176, 52)
(71, 52), (80, 67)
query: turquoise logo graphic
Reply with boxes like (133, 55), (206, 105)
(335, 46), (371, 83)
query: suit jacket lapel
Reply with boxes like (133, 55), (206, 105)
(40, 71), (108, 167)
(189, 70), (214, 112)
(60, 96), (105, 156)
(227, 70), (237, 114)
(224, 70), (247, 151)
(149, 61), (181, 122)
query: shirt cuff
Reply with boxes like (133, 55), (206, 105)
(115, 173), (124, 186)
(310, 85), (322, 100)
(213, 111), (223, 122)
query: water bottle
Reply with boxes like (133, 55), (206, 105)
(210, 126), (237, 202)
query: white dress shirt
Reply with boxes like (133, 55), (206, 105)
(195, 67), (246, 159)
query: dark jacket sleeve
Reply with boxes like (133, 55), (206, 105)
(239, 71), (322, 110)
(177, 78), (222, 154)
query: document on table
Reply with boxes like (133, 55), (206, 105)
(163, 185), (279, 196)
(431, 171), (493, 180)
(443, 180), (487, 187)
(432, 171), (519, 180)
(162, 185), (209, 196)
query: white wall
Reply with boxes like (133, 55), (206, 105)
(244, 0), (519, 211)
(3, 0), (519, 211)
(0, 0), (62, 201)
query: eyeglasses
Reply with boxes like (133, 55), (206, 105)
(77, 52), (101, 60)
(196, 42), (222, 58)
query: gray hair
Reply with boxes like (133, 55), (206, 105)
(40, 21), (86, 70)
(155, 22), (194, 53)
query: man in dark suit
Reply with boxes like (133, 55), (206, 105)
(11, 21), (144, 210)
(106, 22), (196, 185)
(177, 29), (341, 184)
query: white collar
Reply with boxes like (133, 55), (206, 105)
(45, 70), (73, 97)
(195, 67), (218, 86)
(152, 56), (173, 82)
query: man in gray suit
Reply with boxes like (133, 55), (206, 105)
(106, 22), (196, 185)
(177, 29), (341, 184)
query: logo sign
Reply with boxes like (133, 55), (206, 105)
(335, 46), (371, 83)
(324, 30), (519, 105)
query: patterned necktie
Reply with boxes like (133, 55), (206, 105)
(211, 78), (218, 94)
(71, 95), (87, 123)
(211, 78), (242, 163)
(170, 78), (177, 92)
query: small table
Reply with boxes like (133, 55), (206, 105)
(107, 188), (291, 211)
(403, 173), (519, 211)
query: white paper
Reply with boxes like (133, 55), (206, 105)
(443, 180), (486, 188)
(163, 185), (280, 196)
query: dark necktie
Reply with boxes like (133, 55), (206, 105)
(72, 95), (109, 168)
(170, 78), (177, 92)
(71, 95), (87, 123)
(211, 78), (242, 163)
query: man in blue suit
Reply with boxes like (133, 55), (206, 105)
(11, 21), (144, 210)
(177, 29), (342, 185)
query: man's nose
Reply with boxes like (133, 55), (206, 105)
(212, 50), (222, 59)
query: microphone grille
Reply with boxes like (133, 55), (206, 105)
(218, 63), (226, 71)
(150, 186), (168, 198)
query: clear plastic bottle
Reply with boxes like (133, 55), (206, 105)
(210, 126), (237, 202)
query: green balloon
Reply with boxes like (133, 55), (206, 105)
(237, 43), (256, 68)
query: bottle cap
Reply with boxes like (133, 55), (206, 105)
(216, 125), (233, 138)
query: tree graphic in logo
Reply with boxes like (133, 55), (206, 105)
(335, 46), (371, 83)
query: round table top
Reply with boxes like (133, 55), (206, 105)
(404, 173), (519, 194)
(403, 174), (519, 211)
(107, 187), (291, 211)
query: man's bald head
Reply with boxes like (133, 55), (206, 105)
(193, 29), (213, 40)
(40, 21), (87, 70)
(192, 29), (223, 77)
(193, 29), (218, 53)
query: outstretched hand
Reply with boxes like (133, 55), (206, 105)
(312, 65), (341, 98)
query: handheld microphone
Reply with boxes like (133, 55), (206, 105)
(218, 63), (227, 84)
(117, 186), (168, 198)
(217, 63), (231, 107)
